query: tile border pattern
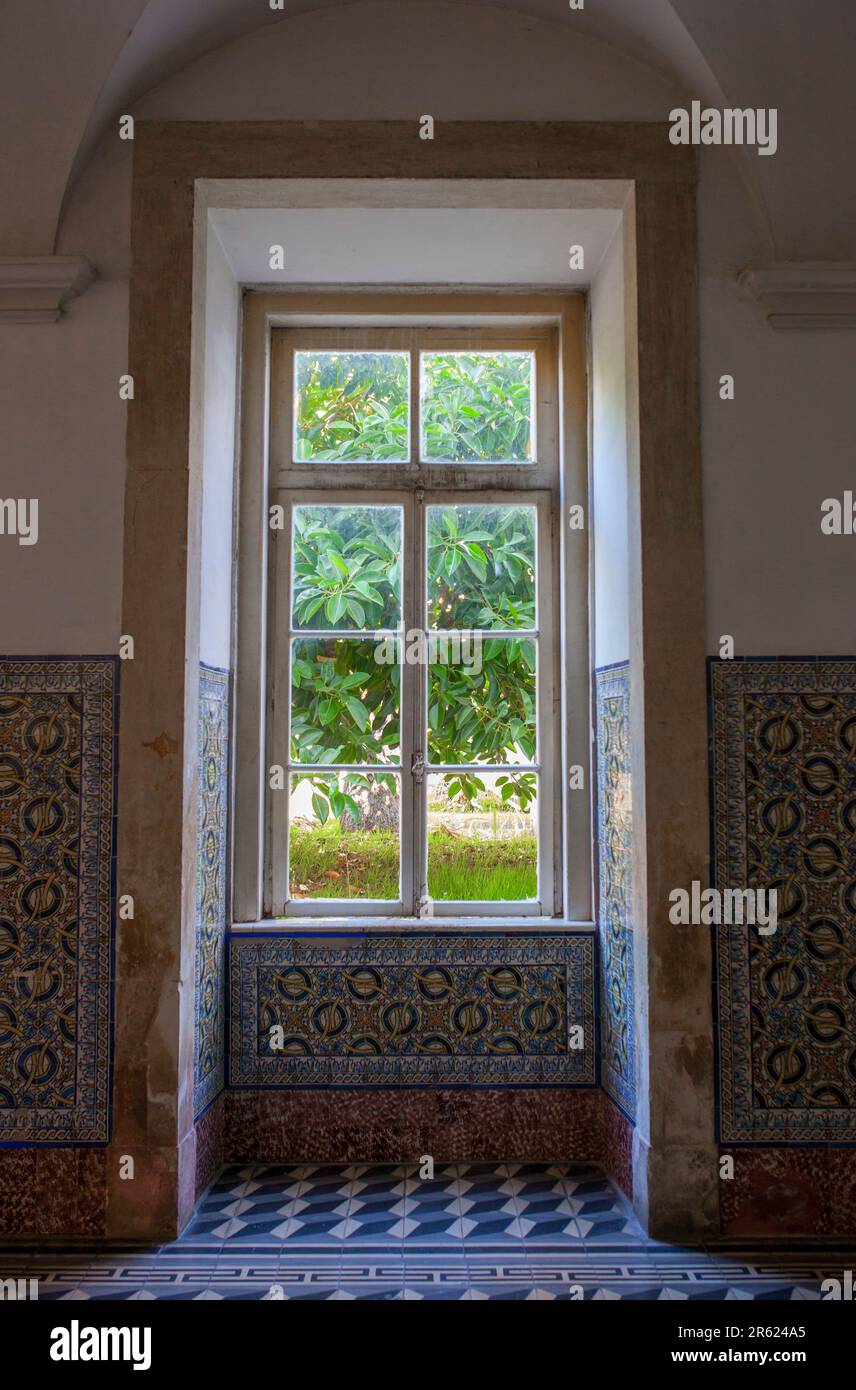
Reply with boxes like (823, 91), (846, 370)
(595, 663), (636, 1119)
(195, 665), (230, 1119)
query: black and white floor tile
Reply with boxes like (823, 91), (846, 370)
(2, 1163), (851, 1301)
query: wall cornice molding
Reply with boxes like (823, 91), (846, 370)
(0, 255), (96, 323)
(740, 262), (856, 330)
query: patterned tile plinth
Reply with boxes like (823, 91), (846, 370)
(595, 664), (636, 1119)
(195, 665), (229, 1118)
(600, 1090), (633, 1197)
(711, 659), (856, 1144)
(229, 933), (596, 1087)
(0, 658), (118, 1145)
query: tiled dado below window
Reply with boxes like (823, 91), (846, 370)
(219, 929), (632, 1198)
(227, 931), (596, 1088)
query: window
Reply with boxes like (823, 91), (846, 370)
(263, 324), (566, 920)
(233, 297), (589, 927)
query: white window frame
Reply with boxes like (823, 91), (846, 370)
(233, 292), (591, 929)
(268, 485), (555, 918)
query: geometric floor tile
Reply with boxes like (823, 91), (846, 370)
(1, 1164), (852, 1301)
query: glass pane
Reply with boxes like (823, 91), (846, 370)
(290, 639), (400, 765)
(294, 351), (409, 462)
(427, 504), (536, 630)
(420, 351), (534, 463)
(427, 638), (537, 764)
(292, 504), (402, 631)
(289, 772), (400, 901)
(426, 771), (537, 901)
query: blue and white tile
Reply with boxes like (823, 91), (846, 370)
(3, 1164), (852, 1300)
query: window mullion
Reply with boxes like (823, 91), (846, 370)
(402, 483), (425, 917)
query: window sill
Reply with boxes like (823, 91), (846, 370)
(229, 917), (596, 933)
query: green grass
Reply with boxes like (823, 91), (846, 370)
(289, 826), (537, 902)
(426, 832), (536, 901)
(290, 826), (399, 900)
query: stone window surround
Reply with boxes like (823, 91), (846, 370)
(116, 123), (711, 1240)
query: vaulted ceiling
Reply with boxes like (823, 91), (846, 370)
(1, 0), (853, 259)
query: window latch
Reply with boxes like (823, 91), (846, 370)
(411, 751), (425, 784)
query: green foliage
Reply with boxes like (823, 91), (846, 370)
(294, 352), (408, 462)
(291, 642), (400, 764)
(293, 350), (534, 465)
(431, 770), (538, 815)
(426, 829), (537, 901)
(427, 504), (535, 629)
(290, 501), (539, 826)
(289, 826), (400, 900)
(421, 352), (533, 462)
(292, 505), (401, 630)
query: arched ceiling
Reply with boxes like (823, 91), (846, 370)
(2, 0), (853, 260)
(70, 0), (731, 195)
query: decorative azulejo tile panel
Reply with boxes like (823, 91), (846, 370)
(228, 932), (596, 1087)
(195, 665), (230, 1119)
(0, 658), (118, 1144)
(595, 663), (635, 1120)
(710, 659), (856, 1143)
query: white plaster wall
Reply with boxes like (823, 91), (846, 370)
(133, 2), (682, 123)
(590, 223), (629, 670)
(0, 133), (129, 654)
(701, 282), (856, 656)
(2, 0), (854, 659)
(198, 222), (239, 669)
(698, 149), (856, 656)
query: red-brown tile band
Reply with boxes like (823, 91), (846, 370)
(720, 1149), (856, 1237)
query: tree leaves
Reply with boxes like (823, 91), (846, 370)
(427, 504), (535, 631)
(294, 352), (409, 462)
(421, 353), (533, 463)
(289, 492), (539, 830)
